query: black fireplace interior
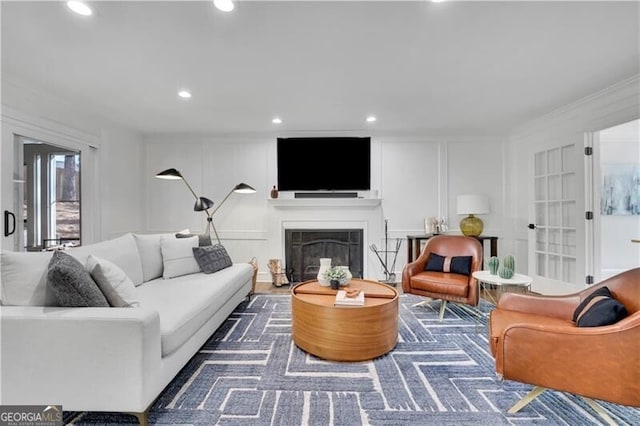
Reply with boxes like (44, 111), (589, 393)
(285, 229), (364, 283)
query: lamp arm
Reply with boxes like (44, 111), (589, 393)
(181, 176), (213, 216)
(210, 188), (235, 216)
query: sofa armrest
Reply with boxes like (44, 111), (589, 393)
(0, 305), (162, 412)
(497, 292), (580, 320)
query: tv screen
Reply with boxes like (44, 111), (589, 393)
(277, 137), (371, 191)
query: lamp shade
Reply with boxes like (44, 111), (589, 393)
(155, 168), (183, 180)
(456, 194), (490, 215)
(233, 183), (256, 194)
(194, 197), (214, 212)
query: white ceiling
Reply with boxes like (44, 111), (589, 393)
(2, 1), (639, 136)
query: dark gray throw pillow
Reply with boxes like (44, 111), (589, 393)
(47, 251), (109, 307)
(192, 244), (233, 274)
(176, 232), (212, 247)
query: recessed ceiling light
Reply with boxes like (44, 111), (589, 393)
(366, 116), (377, 123)
(67, 1), (93, 16)
(432, 0), (447, 3)
(213, 0), (234, 12)
(178, 90), (192, 99)
(272, 117), (283, 124)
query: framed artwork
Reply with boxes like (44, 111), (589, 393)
(601, 164), (640, 215)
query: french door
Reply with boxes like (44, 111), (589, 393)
(528, 138), (585, 293)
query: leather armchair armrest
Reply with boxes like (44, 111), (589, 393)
(495, 314), (640, 406)
(498, 292), (580, 321)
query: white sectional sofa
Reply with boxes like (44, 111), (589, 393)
(0, 232), (254, 424)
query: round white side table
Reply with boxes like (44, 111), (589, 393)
(472, 270), (533, 305)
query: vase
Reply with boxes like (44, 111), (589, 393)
(270, 185), (279, 199)
(330, 280), (340, 290)
(338, 266), (352, 285)
(317, 258), (331, 286)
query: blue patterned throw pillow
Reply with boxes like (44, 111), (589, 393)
(192, 244), (233, 274)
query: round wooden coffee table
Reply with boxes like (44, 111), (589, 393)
(291, 278), (399, 362)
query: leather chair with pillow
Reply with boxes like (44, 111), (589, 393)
(402, 235), (483, 321)
(489, 267), (640, 424)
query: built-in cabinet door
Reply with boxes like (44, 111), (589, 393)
(528, 137), (585, 293)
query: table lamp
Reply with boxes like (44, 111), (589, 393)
(456, 194), (490, 237)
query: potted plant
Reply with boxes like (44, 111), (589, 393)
(324, 266), (348, 290)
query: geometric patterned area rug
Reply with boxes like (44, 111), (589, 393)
(66, 294), (640, 425)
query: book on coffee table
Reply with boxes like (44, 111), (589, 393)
(335, 290), (365, 306)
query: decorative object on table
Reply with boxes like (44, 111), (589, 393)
(498, 255), (515, 279)
(330, 280), (340, 290)
(267, 258), (289, 287)
(334, 289), (365, 306)
(270, 185), (279, 199)
(337, 266), (352, 285)
(317, 258), (332, 286)
(324, 266), (348, 288)
(344, 288), (360, 298)
(425, 216), (448, 234)
(488, 256), (500, 275)
(456, 194), (490, 237)
(370, 219), (402, 285)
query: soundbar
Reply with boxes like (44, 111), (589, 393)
(294, 192), (358, 199)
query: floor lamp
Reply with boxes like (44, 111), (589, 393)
(207, 183), (256, 243)
(155, 168), (215, 236)
(156, 169), (256, 243)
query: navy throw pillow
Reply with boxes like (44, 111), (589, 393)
(425, 253), (472, 276)
(573, 286), (628, 327)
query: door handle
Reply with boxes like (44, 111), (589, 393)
(4, 210), (16, 237)
(527, 223), (536, 230)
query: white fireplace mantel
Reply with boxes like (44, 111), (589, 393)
(268, 198), (382, 208)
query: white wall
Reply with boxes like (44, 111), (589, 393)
(1, 76), (144, 248)
(142, 134), (507, 282)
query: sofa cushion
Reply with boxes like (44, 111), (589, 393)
(47, 251), (109, 307)
(136, 263), (253, 356)
(425, 253), (472, 276)
(573, 286), (628, 327)
(67, 233), (144, 286)
(176, 232), (212, 247)
(192, 244), (232, 274)
(1, 251), (57, 306)
(133, 233), (174, 282)
(160, 235), (200, 279)
(87, 255), (140, 307)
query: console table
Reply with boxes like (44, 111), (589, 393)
(406, 234), (499, 263)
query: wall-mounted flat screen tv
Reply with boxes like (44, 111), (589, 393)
(277, 137), (371, 191)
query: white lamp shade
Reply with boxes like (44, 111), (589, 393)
(456, 194), (490, 215)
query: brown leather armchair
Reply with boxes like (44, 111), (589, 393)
(489, 267), (640, 423)
(402, 235), (483, 321)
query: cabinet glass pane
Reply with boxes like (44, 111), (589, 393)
(563, 257), (576, 283)
(535, 177), (546, 200)
(563, 230), (576, 256)
(548, 148), (561, 174)
(536, 203), (546, 226)
(563, 201), (576, 228)
(548, 175), (561, 200)
(536, 228), (547, 251)
(549, 202), (561, 227)
(549, 255), (561, 280)
(537, 253), (546, 276)
(549, 229), (562, 254)
(562, 173), (575, 200)
(535, 152), (546, 176)
(561, 145), (575, 172)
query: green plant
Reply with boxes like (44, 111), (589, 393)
(503, 255), (515, 271)
(488, 256), (499, 275)
(324, 266), (348, 282)
(498, 265), (514, 279)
